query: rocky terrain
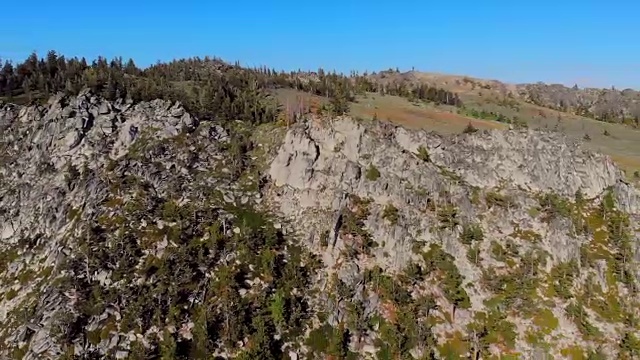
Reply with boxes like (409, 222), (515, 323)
(1, 90), (640, 359)
(516, 83), (640, 123)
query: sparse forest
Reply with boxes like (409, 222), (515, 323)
(0, 51), (463, 122)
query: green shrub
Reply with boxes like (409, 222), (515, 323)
(550, 260), (579, 300)
(422, 244), (471, 310)
(416, 146), (430, 162)
(467, 310), (517, 352)
(319, 230), (330, 247)
(463, 122), (478, 134)
(306, 324), (334, 355)
(382, 203), (399, 225)
(565, 301), (601, 339)
(532, 308), (559, 334)
(366, 164), (381, 181)
(490, 241), (508, 262)
(340, 196), (376, 255)
(619, 331), (640, 359)
(437, 204), (459, 230)
(467, 245), (481, 265)
(538, 192), (572, 221)
(485, 191), (513, 209)
(460, 223), (484, 245)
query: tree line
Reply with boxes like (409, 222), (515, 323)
(0, 51), (463, 122)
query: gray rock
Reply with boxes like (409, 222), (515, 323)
(0, 91), (214, 359)
(266, 117), (639, 358)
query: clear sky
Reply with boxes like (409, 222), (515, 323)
(2, 0), (639, 89)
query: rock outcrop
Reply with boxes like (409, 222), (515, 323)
(267, 117), (640, 358)
(0, 91), (226, 359)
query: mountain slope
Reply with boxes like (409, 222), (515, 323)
(1, 90), (640, 359)
(268, 116), (640, 359)
(517, 83), (640, 123)
(0, 91), (318, 359)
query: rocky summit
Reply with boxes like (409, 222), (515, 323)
(1, 90), (640, 360)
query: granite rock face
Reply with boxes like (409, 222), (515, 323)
(0, 91), (222, 359)
(267, 117), (640, 358)
(268, 117), (628, 269)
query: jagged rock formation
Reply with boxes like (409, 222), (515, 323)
(269, 118), (624, 267)
(267, 118), (640, 358)
(1, 93), (640, 359)
(0, 91), (253, 359)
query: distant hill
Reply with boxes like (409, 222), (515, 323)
(363, 68), (640, 125)
(516, 82), (640, 125)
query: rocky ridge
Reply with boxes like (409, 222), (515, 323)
(268, 116), (640, 357)
(0, 91), (237, 359)
(1, 92), (640, 359)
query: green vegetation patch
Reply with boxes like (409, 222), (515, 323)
(509, 226), (542, 243)
(532, 308), (559, 334)
(460, 223), (484, 245)
(422, 244), (471, 311)
(437, 204), (459, 230)
(53, 163), (323, 357)
(382, 203), (399, 225)
(485, 191), (514, 209)
(365, 164), (381, 181)
(467, 309), (518, 356)
(340, 195), (376, 256)
(416, 146), (430, 162)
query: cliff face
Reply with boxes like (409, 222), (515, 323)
(0, 91), (239, 359)
(1, 93), (640, 359)
(267, 117), (640, 358)
(268, 117), (625, 268)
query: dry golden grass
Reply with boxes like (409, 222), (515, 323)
(350, 93), (506, 134)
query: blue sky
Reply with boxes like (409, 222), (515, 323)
(2, 0), (639, 88)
